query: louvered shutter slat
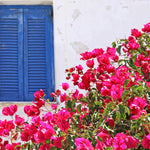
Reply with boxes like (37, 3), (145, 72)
(24, 8), (54, 101)
(0, 9), (23, 101)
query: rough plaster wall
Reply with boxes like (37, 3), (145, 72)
(53, 0), (150, 90)
(0, 0), (52, 5)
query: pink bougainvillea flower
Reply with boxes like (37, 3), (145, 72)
(57, 108), (70, 120)
(39, 143), (51, 150)
(106, 47), (116, 56)
(76, 64), (83, 74)
(125, 135), (139, 149)
(113, 133), (127, 150)
(57, 119), (70, 132)
(24, 124), (37, 136)
(53, 136), (63, 149)
(86, 59), (94, 68)
(0, 120), (15, 137)
(34, 130), (45, 143)
(33, 99), (45, 108)
(6, 143), (21, 150)
(15, 115), (25, 126)
(132, 97), (147, 109)
(21, 131), (30, 142)
(51, 92), (56, 97)
(95, 139), (105, 150)
(142, 134), (150, 149)
(111, 54), (119, 62)
(96, 81), (103, 91)
(44, 127), (55, 139)
(34, 89), (44, 101)
(62, 83), (70, 90)
(92, 48), (104, 58)
(101, 87), (111, 97)
(148, 102), (150, 111)
(75, 137), (94, 150)
(147, 82), (150, 88)
(2, 105), (17, 116)
(31, 116), (41, 126)
(24, 105), (40, 117)
(113, 133), (139, 150)
(97, 130), (112, 147)
(130, 97), (147, 119)
(60, 93), (67, 102)
(80, 51), (93, 60)
(107, 64), (116, 74)
(111, 84), (123, 100)
(55, 89), (61, 96)
(44, 112), (53, 122)
(2, 107), (10, 116)
(51, 103), (57, 110)
(97, 54), (110, 65)
(130, 114), (141, 120)
(131, 28), (142, 38)
(142, 22), (150, 33)
(105, 118), (114, 128)
(72, 74), (80, 85)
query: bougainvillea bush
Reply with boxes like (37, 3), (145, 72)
(0, 23), (150, 150)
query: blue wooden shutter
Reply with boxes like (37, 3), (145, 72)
(0, 8), (23, 101)
(24, 7), (55, 101)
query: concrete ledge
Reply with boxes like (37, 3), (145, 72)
(0, 0), (53, 5)
(0, 101), (57, 107)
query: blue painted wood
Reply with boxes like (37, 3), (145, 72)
(0, 6), (54, 101)
(0, 8), (23, 101)
(46, 9), (55, 101)
(0, 5), (52, 10)
(24, 7), (54, 101)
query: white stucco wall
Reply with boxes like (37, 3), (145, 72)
(53, 0), (150, 90)
(0, 0), (52, 5)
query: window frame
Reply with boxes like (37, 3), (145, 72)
(0, 5), (55, 102)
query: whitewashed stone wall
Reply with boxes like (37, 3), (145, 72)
(0, 0), (150, 116)
(53, 0), (150, 89)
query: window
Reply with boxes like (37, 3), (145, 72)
(0, 6), (55, 101)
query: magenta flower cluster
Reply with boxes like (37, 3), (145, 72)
(0, 23), (150, 150)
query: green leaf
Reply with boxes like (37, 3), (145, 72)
(118, 59), (125, 64)
(116, 45), (122, 55)
(68, 135), (74, 146)
(136, 86), (143, 92)
(103, 102), (114, 116)
(77, 104), (82, 113)
(125, 106), (130, 115)
(122, 90), (130, 100)
(97, 136), (102, 142)
(88, 130), (93, 138)
(124, 79), (129, 89)
(112, 41), (116, 48)
(112, 111), (116, 121)
(66, 100), (76, 112)
(94, 101), (102, 107)
(106, 147), (113, 150)
(116, 111), (121, 122)
(147, 45), (150, 49)
(120, 39), (127, 42)
(45, 140), (50, 144)
(128, 59), (136, 69)
(50, 147), (58, 150)
(80, 98), (88, 103)
(119, 104), (126, 119)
